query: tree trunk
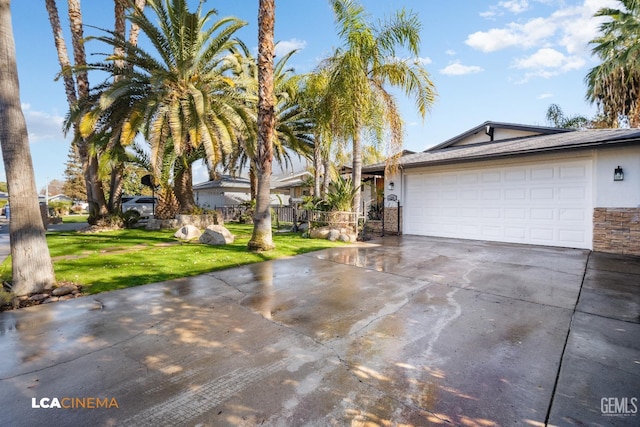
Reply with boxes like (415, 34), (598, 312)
(313, 133), (322, 198)
(173, 160), (197, 213)
(248, 0), (276, 252)
(127, 0), (146, 46)
(249, 159), (258, 202)
(46, 0), (108, 217)
(351, 130), (362, 218)
(0, 0), (56, 295)
(108, 162), (124, 213)
(322, 157), (331, 198)
(106, 0), (126, 215)
(78, 142), (108, 217)
(44, 0), (76, 105)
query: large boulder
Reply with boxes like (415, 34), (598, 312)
(310, 226), (331, 239)
(327, 229), (341, 241)
(174, 224), (202, 241)
(199, 225), (234, 245)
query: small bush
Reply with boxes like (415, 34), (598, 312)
(49, 200), (72, 216)
(94, 214), (124, 229)
(238, 200), (255, 224)
(122, 210), (141, 228)
(0, 288), (12, 306)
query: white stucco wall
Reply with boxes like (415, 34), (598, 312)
(384, 171), (403, 207)
(594, 145), (640, 208)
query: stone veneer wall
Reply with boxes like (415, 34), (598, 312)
(593, 208), (640, 256)
(366, 207), (403, 234)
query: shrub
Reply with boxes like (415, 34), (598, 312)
(122, 210), (141, 228)
(48, 200), (72, 216)
(94, 214), (124, 229)
(367, 203), (383, 220)
(238, 200), (254, 224)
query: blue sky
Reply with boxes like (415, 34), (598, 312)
(3, 0), (617, 192)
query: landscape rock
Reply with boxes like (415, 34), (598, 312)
(338, 234), (351, 243)
(174, 224), (202, 241)
(52, 284), (78, 297)
(199, 225), (234, 245)
(327, 229), (340, 241)
(310, 227), (331, 239)
(28, 294), (49, 302)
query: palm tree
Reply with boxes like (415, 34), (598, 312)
(326, 0), (436, 217)
(248, 0), (276, 251)
(225, 48), (313, 200)
(45, 0), (108, 218)
(586, 0), (640, 127)
(300, 69), (334, 199)
(83, 0), (248, 213)
(107, 0), (146, 214)
(0, 0), (56, 296)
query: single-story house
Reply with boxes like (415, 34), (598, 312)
(193, 175), (290, 208)
(364, 121), (640, 256)
(47, 194), (73, 203)
(272, 171), (313, 204)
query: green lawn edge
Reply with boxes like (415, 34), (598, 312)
(0, 223), (346, 294)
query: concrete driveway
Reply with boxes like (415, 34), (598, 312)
(0, 236), (638, 426)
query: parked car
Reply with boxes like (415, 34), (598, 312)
(121, 196), (157, 217)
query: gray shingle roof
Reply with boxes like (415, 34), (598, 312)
(363, 128), (640, 172)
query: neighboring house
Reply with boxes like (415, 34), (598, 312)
(193, 175), (252, 208)
(272, 171), (312, 204)
(364, 121), (640, 256)
(193, 175), (289, 208)
(47, 194), (73, 203)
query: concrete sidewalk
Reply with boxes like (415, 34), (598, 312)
(0, 236), (638, 426)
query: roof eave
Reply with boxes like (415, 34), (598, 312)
(402, 138), (640, 170)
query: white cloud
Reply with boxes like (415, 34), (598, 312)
(537, 93), (554, 99)
(467, 0), (620, 80)
(480, 0), (531, 19)
(480, 10), (498, 18)
(467, 0), (618, 54)
(513, 48), (565, 69)
(445, 49), (456, 56)
(275, 38), (307, 57)
(21, 104), (67, 143)
(440, 62), (484, 76)
(512, 47), (585, 77)
(466, 17), (557, 52)
(499, 0), (530, 14)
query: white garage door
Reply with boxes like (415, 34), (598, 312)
(403, 159), (593, 249)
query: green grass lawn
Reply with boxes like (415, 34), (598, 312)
(0, 223), (345, 294)
(62, 214), (89, 223)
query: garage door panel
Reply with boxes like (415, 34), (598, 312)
(403, 159), (593, 249)
(531, 167), (555, 180)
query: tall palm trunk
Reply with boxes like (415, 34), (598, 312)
(174, 160), (197, 213)
(249, 160), (258, 202)
(107, 0), (127, 214)
(313, 133), (322, 198)
(248, 0), (276, 251)
(45, 0), (107, 218)
(0, 0), (56, 295)
(351, 130), (362, 217)
(322, 157), (331, 198)
(127, 0), (146, 46)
